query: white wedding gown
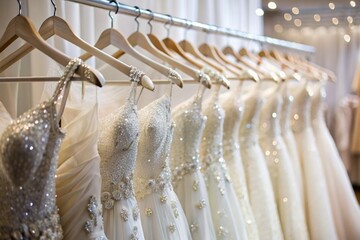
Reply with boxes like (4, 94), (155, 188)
(220, 83), (259, 240)
(0, 59), (85, 239)
(258, 85), (309, 240)
(311, 83), (360, 240)
(201, 84), (247, 240)
(171, 87), (216, 240)
(291, 83), (337, 240)
(280, 85), (304, 207)
(238, 84), (284, 240)
(98, 82), (145, 240)
(134, 94), (192, 240)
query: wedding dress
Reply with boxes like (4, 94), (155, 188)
(134, 92), (192, 240)
(98, 69), (145, 240)
(311, 83), (360, 240)
(200, 84), (247, 240)
(258, 85), (309, 240)
(0, 102), (12, 135)
(291, 83), (337, 240)
(220, 83), (259, 240)
(280, 85), (304, 206)
(238, 84), (284, 240)
(171, 87), (216, 240)
(0, 59), (83, 239)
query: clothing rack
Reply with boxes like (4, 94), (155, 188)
(65, 0), (316, 54)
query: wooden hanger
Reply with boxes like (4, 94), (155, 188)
(0, 12), (104, 86)
(81, 5), (182, 88)
(111, 8), (210, 89)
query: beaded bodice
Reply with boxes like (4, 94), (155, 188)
(280, 89), (294, 134)
(0, 58), (83, 239)
(311, 84), (326, 122)
(134, 95), (174, 199)
(171, 94), (206, 182)
(98, 87), (138, 207)
(291, 84), (312, 133)
(259, 90), (282, 138)
(201, 85), (225, 167)
(238, 87), (263, 146)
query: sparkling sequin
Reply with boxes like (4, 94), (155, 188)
(196, 199), (206, 209)
(218, 226), (229, 237)
(0, 58), (84, 239)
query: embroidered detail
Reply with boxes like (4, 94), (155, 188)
(132, 207), (139, 221)
(130, 66), (145, 83)
(190, 223), (199, 233)
(130, 226), (139, 240)
(170, 200), (179, 218)
(84, 196), (103, 234)
(101, 174), (134, 210)
(120, 207), (129, 221)
(217, 226), (229, 237)
(192, 180), (199, 191)
(145, 208), (153, 217)
(160, 195), (167, 203)
(196, 199), (206, 209)
(168, 223), (176, 233)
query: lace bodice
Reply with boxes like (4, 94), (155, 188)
(0, 58), (83, 239)
(291, 84), (311, 133)
(280, 89), (294, 134)
(311, 84), (326, 121)
(98, 91), (138, 207)
(239, 87), (263, 145)
(259, 89), (282, 138)
(171, 95), (206, 181)
(135, 95), (174, 199)
(201, 85), (225, 167)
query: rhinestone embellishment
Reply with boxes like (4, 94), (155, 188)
(129, 66), (145, 83)
(84, 196), (104, 234)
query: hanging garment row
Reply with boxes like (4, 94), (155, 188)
(0, 1), (359, 240)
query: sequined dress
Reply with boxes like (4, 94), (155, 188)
(238, 85), (284, 240)
(220, 84), (259, 240)
(98, 81), (145, 240)
(311, 83), (360, 240)
(134, 95), (192, 240)
(258, 86), (308, 240)
(0, 59), (84, 239)
(171, 90), (216, 240)
(200, 84), (247, 240)
(291, 83), (337, 240)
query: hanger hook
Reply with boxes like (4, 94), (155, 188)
(50, 0), (56, 16)
(164, 14), (173, 38)
(17, 0), (22, 15)
(108, 0), (119, 28)
(134, 6), (141, 32)
(184, 20), (192, 40)
(146, 9), (154, 34)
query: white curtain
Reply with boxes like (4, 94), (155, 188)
(272, 26), (360, 126)
(0, 0), (263, 117)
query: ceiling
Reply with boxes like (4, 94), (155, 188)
(262, 0), (356, 12)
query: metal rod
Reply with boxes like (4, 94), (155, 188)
(65, 0), (316, 53)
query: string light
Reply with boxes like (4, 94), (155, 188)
(347, 16), (353, 24)
(332, 17), (339, 25)
(268, 1), (277, 10)
(255, 8), (264, 16)
(274, 24), (284, 33)
(294, 19), (302, 27)
(284, 13), (292, 21)
(314, 14), (321, 22)
(350, 1), (356, 7)
(344, 34), (351, 42)
(292, 7), (299, 15)
(329, 2), (335, 10)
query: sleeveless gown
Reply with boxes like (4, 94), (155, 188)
(238, 85), (284, 240)
(0, 59), (83, 239)
(171, 89), (216, 240)
(134, 94), (192, 240)
(98, 82), (145, 240)
(291, 83), (337, 240)
(280, 85), (304, 207)
(311, 83), (360, 240)
(220, 84), (259, 240)
(200, 84), (247, 240)
(258, 86), (309, 240)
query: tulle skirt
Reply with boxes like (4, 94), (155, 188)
(313, 119), (360, 240)
(293, 127), (338, 240)
(173, 170), (216, 240)
(137, 187), (192, 240)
